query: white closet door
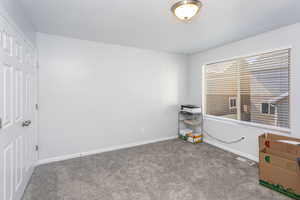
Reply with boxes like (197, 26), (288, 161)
(0, 20), (37, 200)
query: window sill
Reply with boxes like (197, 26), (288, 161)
(204, 115), (291, 134)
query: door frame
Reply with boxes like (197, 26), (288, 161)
(34, 60), (39, 163)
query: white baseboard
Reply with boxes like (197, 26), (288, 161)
(37, 135), (259, 166)
(37, 135), (178, 165)
(204, 139), (259, 162)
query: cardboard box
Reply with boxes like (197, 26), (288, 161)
(260, 149), (299, 173)
(259, 133), (300, 200)
(259, 133), (300, 156)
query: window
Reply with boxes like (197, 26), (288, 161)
(270, 103), (276, 115)
(204, 49), (290, 129)
(229, 97), (237, 109)
(261, 103), (269, 114)
(261, 103), (276, 115)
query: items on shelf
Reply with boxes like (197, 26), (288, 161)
(183, 119), (201, 126)
(179, 129), (203, 143)
(180, 104), (202, 114)
(179, 129), (193, 136)
(178, 105), (203, 144)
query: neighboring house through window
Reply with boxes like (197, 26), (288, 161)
(204, 48), (290, 129)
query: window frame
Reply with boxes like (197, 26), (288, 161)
(260, 103), (276, 115)
(202, 47), (291, 134)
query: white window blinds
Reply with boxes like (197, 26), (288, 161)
(204, 49), (290, 129)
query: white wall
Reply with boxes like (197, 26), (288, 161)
(188, 23), (300, 161)
(0, 0), (36, 44)
(37, 33), (188, 161)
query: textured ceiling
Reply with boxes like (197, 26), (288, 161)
(20, 0), (300, 54)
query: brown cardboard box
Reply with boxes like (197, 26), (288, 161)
(259, 133), (300, 200)
(259, 133), (300, 156)
(260, 149), (299, 173)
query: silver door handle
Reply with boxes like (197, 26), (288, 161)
(22, 120), (31, 127)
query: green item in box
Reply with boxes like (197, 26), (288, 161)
(259, 180), (300, 200)
(264, 156), (271, 163)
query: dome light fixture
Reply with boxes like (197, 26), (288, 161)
(171, 0), (202, 22)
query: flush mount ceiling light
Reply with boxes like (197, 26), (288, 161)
(171, 0), (202, 22)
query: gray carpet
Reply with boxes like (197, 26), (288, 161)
(22, 139), (290, 200)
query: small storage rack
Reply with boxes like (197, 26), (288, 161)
(178, 105), (203, 144)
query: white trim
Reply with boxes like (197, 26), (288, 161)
(204, 139), (259, 162)
(202, 65), (206, 114)
(204, 114), (291, 133)
(268, 92), (289, 103)
(37, 136), (178, 165)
